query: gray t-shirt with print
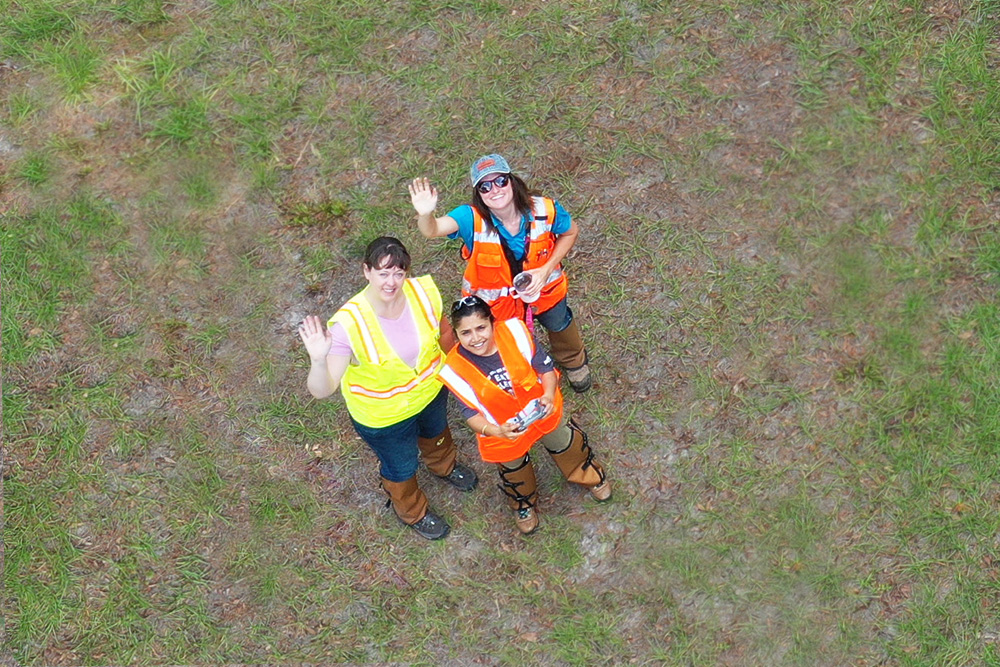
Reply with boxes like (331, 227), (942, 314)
(452, 343), (554, 419)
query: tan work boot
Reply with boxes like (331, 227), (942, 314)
(417, 427), (479, 492)
(514, 506), (539, 535)
(589, 478), (612, 502)
(546, 319), (591, 392)
(380, 476), (449, 539)
(498, 456), (540, 535)
(547, 419), (610, 500)
(417, 427), (458, 477)
(564, 363), (592, 393)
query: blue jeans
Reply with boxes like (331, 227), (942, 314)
(535, 297), (573, 333)
(350, 387), (449, 482)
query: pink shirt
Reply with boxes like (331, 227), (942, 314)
(328, 299), (421, 368)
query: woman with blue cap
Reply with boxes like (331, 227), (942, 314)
(409, 154), (593, 393)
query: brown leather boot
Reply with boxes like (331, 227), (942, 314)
(563, 364), (592, 393)
(380, 476), (449, 539)
(418, 427), (478, 491)
(546, 319), (591, 392)
(497, 456), (540, 535)
(417, 427), (458, 477)
(546, 419), (611, 501)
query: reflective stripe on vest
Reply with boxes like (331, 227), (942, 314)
(407, 277), (438, 331)
(337, 301), (381, 364)
(460, 281), (512, 303)
(461, 267), (563, 303)
(438, 365), (498, 424)
(505, 315), (535, 363)
(346, 353), (442, 399)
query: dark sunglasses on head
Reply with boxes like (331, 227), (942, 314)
(476, 174), (510, 194)
(450, 296), (480, 313)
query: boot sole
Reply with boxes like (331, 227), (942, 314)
(412, 524), (450, 540)
(567, 372), (592, 393)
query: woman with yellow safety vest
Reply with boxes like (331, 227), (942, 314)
(437, 296), (611, 535)
(410, 153), (592, 393)
(298, 237), (478, 540)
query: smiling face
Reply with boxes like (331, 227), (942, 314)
(455, 312), (497, 356)
(476, 174), (513, 212)
(363, 257), (407, 305)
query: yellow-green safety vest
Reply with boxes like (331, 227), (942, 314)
(329, 275), (445, 428)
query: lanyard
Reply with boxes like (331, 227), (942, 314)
(520, 219), (535, 336)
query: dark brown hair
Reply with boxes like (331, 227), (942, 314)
(363, 236), (411, 272)
(449, 295), (494, 330)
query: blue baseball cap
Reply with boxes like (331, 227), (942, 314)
(469, 154), (511, 186)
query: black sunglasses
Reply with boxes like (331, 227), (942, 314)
(476, 174), (510, 194)
(450, 296), (480, 313)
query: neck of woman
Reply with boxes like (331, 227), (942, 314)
(365, 288), (406, 319)
(492, 204), (522, 232)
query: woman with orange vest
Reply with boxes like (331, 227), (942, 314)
(298, 237), (478, 540)
(410, 153), (592, 393)
(438, 296), (611, 535)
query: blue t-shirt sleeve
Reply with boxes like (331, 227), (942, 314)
(445, 205), (476, 253)
(530, 344), (556, 374)
(551, 200), (572, 236)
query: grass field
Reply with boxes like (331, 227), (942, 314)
(3, 0), (1000, 664)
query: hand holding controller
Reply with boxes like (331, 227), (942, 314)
(509, 398), (547, 433)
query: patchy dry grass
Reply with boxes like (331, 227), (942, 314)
(3, 0), (1000, 665)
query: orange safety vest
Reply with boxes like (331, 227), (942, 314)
(461, 196), (569, 321)
(438, 318), (563, 463)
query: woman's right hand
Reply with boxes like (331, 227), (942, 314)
(493, 421), (523, 440)
(408, 177), (439, 215)
(298, 315), (333, 362)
